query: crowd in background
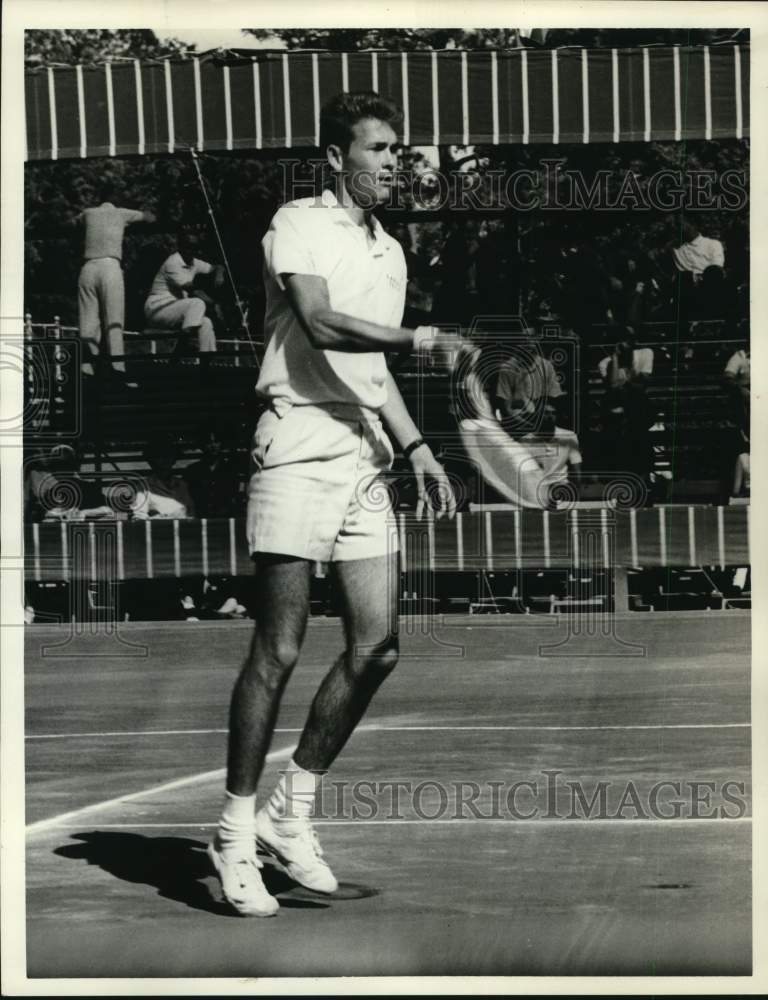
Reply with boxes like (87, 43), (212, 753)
(24, 134), (750, 522)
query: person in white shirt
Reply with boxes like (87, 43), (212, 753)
(457, 341), (551, 508)
(144, 233), (223, 354)
(208, 91), (464, 917)
(598, 337), (654, 388)
(671, 219), (725, 280)
(520, 406), (583, 504)
(130, 440), (195, 520)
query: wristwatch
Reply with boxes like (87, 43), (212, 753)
(403, 438), (427, 459)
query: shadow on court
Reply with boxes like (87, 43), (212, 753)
(54, 831), (343, 915)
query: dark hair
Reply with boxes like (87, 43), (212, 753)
(319, 91), (402, 154)
(178, 230), (199, 253)
(98, 179), (120, 203)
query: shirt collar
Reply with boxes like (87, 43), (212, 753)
(320, 187), (385, 241)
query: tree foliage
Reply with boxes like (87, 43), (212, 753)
(25, 29), (192, 68)
(243, 27), (746, 51)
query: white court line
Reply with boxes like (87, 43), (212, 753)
(26, 743), (296, 836)
(26, 722), (750, 740)
(48, 817), (751, 829)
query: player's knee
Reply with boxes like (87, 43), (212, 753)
(245, 636), (301, 689)
(185, 299), (207, 326)
(266, 638), (302, 674)
(349, 635), (399, 681)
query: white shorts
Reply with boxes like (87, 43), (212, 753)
(247, 402), (399, 562)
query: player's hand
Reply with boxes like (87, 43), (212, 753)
(408, 444), (457, 521)
(413, 327), (473, 372)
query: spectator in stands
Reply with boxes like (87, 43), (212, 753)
(77, 181), (155, 390)
(493, 327), (564, 434)
(662, 218), (726, 324)
(671, 218), (725, 279)
(724, 344), (750, 436)
(455, 343), (551, 508)
(131, 438), (195, 519)
(184, 424), (242, 518)
(143, 232), (224, 359)
(598, 332), (655, 486)
(520, 404), (583, 506)
(24, 444), (112, 521)
(597, 329), (654, 387)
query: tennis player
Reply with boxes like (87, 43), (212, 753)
(208, 92), (463, 916)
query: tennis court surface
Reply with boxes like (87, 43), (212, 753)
(25, 611), (751, 977)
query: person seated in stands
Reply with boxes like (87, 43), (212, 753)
(493, 326), (565, 430)
(519, 404), (583, 505)
(454, 342), (552, 508)
(597, 332), (655, 485)
(143, 232), (224, 357)
(670, 218), (725, 280)
(131, 438), (195, 519)
(25, 444), (113, 521)
(666, 218), (726, 322)
(597, 328), (654, 387)
(184, 424), (242, 518)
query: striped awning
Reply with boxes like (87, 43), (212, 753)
(25, 44), (749, 161)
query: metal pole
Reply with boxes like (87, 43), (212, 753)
(188, 147), (259, 365)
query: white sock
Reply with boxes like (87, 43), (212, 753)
(266, 760), (318, 821)
(217, 790), (257, 860)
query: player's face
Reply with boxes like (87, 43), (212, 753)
(338, 117), (399, 209)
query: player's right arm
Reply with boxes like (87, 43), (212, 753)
(265, 205), (463, 358)
(283, 272), (424, 352)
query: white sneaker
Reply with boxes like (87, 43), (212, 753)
(255, 809), (338, 894)
(207, 836), (279, 917)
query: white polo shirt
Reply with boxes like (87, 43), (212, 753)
(257, 189), (407, 412)
(672, 234), (725, 277)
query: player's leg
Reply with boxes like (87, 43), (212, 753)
(145, 299), (199, 356)
(172, 298), (207, 356)
(197, 315), (217, 353)
(209, 554), (311, 916)
(78, 263), (101, 377)
(294, 551), (399, 770)
(101, 262), (130, 380)
(226, 554), (312, 794)
(255, 551), (399, 894)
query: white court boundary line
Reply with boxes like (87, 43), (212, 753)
(26, 719), (405, 835)
(26, 719), (751, 836)
(46, 817), (751, 829)
(25, 742), (297, 836)
(26, 722), (751, 740)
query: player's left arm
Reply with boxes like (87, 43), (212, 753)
(381, 371), (456, 520)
